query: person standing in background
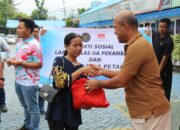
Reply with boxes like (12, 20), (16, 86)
(152, 18), (174, 101)
(0, 36), (10, 112)
(32, 24), (40, 41)
(7, 18), (42, 130)
(32, 24), (46, 115)
(0, 59), (4, 89)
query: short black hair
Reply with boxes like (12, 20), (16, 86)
(34, 24), (40, 30)
(160, 18), (171, 27)
(19, 18), (35, 33)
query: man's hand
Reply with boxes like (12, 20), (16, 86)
(0, 80), (4, 88)
(6, 59), (13, 66)
(7, 59), (21, 67)
(85, 79), (100, 93)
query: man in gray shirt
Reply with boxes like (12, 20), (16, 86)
(0, 36), (10, 112)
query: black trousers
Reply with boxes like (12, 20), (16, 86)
(161, 71), (172, 101)
(48, 120), (78, 130)
(0, 88), (5, 106)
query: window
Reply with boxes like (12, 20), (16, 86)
(151, 23), (156, 33)
(145, 23), (150, 27)
(139, 24), (143, 27)
(169, 21), (174, 35)
(176, 19), (180, 34)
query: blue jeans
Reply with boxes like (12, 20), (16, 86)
(38, 96), (45, 112)
(15, 82), (40, 130)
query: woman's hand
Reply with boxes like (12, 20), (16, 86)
(82, 64), (102, 77)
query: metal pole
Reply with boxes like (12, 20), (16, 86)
(62, 0), (66, 19)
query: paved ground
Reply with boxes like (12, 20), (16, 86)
(0, 46), (179, 130)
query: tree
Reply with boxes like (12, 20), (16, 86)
(0, 0), (15, 26)
(172, 35), (180, 63)
(4, 0), (13, 4)
(31, 0), (48, 20)
(77, 8), (86, 15)
(12, 12), (30, 19)
(65, 17), (79, 28)
(65, 17), (73, 27)
(65, 8), (86, 27)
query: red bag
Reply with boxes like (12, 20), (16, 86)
(71, 78), (109, 110)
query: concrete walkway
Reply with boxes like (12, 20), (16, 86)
(172, 101), (180, 130)
(0, 66), (179, 130)
(0, 45), (179, 130)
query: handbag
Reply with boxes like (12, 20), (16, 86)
(71, 78), (109, 110)
(39, 83), (58, 103)
(39, 69), (58, 103)
(39, 57), (67, 103)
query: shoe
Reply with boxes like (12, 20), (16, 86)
(17, 125), (31, 130)
(40, 110), (46, 115)
(0, 104), (8, 113)
(17, 125), (25, 130)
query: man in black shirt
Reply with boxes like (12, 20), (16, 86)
(152, 18), (174, 101)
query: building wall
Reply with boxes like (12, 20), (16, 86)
(80, 0), (180, 35)
(80, 0), (168, 25)
(172, 0), (180, 7)
(80, 1), (123, 25)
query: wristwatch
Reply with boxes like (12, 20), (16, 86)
(0, 78), (5, 81)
